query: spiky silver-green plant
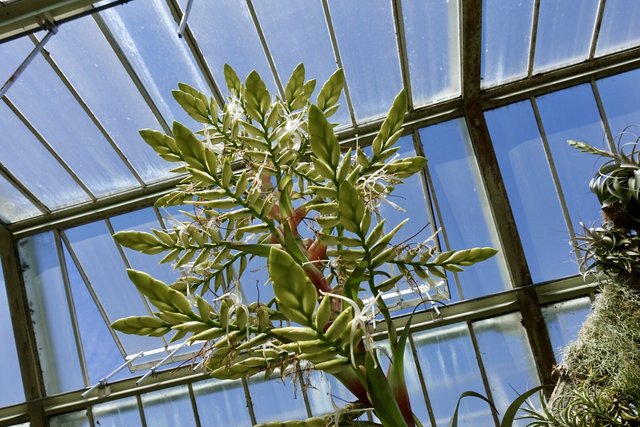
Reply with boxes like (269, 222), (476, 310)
(112, 64), (496, 426)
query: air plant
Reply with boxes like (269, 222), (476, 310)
(111, 64), (496, 426)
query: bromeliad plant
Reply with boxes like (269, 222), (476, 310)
(112, 64), (496, 426)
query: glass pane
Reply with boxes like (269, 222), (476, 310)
(402, 0), (461, 106)
(19, 232), (84, 394)
(93, 396), (142, 426)
(62, 242), (129, 384)
(473, 312), (540, 424)
(543, 297), (592, 361)
(482, 0), (534, 87)
(0, 42), (139, 197)
(0, 173), (41, 223)
(49, 410), (90, 427)
(0, 102), (90, 210)
(536, 85), (606, 231)
(141, 385), (197, 427)
(249, 376), (308, 423)
(252, 0), (350, 127)
(193, 379), (251, 427)
(181, 0), (278, 96)
(0, 263), (25, 407)
(533, 0), (599, 72)
(328, 0), (403, 122)
(486, 101), (577, 282)
(0, 35), (32, 84)
(420, 119), (510, 300)
(110, 208), (177, 285)
(596, 0), (640, 56)
(100, 0), (210, 125)
(597, 68), (640, 138)
(45, 17), (174, 184)
(413, 324), (494, 426)
(65, 220), (165, 355)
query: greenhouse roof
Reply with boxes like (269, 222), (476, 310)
(1, 0), (639, 234)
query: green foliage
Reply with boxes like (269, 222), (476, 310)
(569, 139), (640, 225)
(112, 64), (497, 426)
(520, 139), (640, 426)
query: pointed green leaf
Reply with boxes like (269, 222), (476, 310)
(317, 69), (344, 117)
(365, 351), (409, 427)
(268, 247), (318, 325)
(309, 104), (340, 168)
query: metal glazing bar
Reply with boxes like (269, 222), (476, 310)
(35, 276), (593, 419)
(527, 0), (541, 77)
(92, 13), (173, 136)
(0, 159), (49, 214)
(11, 174), (188, 238)
(187, 383), (203, 427)
(589, 78), (616, 151)
(8, 99), (462, 236)
(177, 0), (195, 37)
(153, 206), (166, 229)
(0, 27), (56, 99)
(461, 0), (557, 394)
(59, 230), (128, 359)
(136, 342), (188, 385)
(483, 44), (640, 108)
(242, 377), (257, 426)
(0, 0), (133, 45)
(412, 129), (465, 300)
(320, 0), (357, 127)
(3, 96), (97, 201)
(391, 0), (414, 111)
(54, 228), (90, 387)
(29, 33), (147, 188)
(246, 0), (285, 99)
(589, 0), (607, 60)
(136, 394), (148, 427)
(0, 225), (47, 426)
(164, 0), (225, 106)
(530, 97), (582, 259)
(407, 334), (437, 427)
(466, 320), (501, 427)
(81, 351), (144, 398)
(297, 371), (313, 418)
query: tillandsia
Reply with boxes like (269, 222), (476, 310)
(569, 139), (640, 279)
(112, 63), (497, 427)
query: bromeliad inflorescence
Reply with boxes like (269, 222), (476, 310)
(112, 63), (497, 427)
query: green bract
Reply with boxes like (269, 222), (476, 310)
(112, 64), (497, 427)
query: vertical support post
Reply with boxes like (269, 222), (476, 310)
(460, 0), (557, 395)
(0, 226), (47, 426)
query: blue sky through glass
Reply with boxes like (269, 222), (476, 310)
(420, 119), (510, 299)
(486, 101), (578, 283)
(100, 0), (210, 126)
(19, 232), (84, 395)
(542, 297), (592, 361)
(328, 0), (403, 122)
(482, 0), (534, 87)
(533, 0), (599, 72)
(252, 0), (351, 127)
(597, 0), (640, 56)
(536, 84), (606, 231)
(402, 0), (461, 106)
(413, 324), (493, 426)
(473, 313), (540, 425)
(0, 102), (90, 210)
(46, 17), (175, 184)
